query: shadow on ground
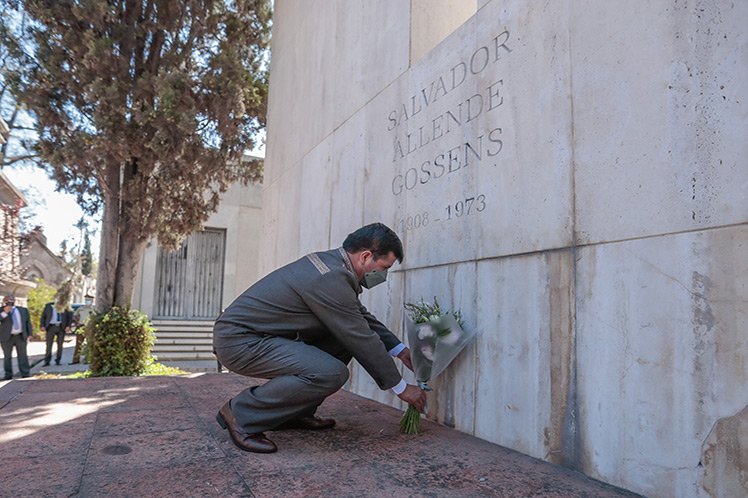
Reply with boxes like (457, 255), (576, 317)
(0, 374), (641, 497)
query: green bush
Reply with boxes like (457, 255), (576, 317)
(65, 361), (186, 378)
(88, 306), (156, 377)
(142, 359), (188, 376)
(26, 278), (57, 340)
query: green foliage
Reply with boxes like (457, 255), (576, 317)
(54, 278), (74, 311)
(88, 306), (155, 377)
(66, 370), (93, 379)
(404, 297), (463, 326)
(81, 232), (93, 276)
(26, 278), (56, 339)
(142, 359), (188, 376)
(64, 360), (186, 378)
(1, 0), (272, 307)
(400, 404), (423, 435)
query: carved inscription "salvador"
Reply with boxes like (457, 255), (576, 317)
(388, 29), (512, 199)
(387, 28), (514, 235)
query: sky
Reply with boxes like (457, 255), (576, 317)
(4, 164), (100, 257)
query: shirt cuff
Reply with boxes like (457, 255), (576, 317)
(390, 379), (407, 395)
(0, 311), (7, 319)
(388, 343), (406, 357)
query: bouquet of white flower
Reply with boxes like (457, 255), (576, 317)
(400, 298), (477, 434)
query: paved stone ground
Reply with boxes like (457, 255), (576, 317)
(0, 373), (642, 498)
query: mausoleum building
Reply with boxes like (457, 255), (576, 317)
(260, 2), (748, 497)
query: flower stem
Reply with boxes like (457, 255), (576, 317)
(399, 404), (422, 434)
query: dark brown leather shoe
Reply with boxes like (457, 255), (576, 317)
(216, 401), (277, 453)
(274, 415), (336, 431)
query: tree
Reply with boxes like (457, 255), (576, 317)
(0, 4), (39, 169)
(81, 231), (92, 276)
(26, 277), (56, 338)
(16, 184), (46, 232)
(0, 199), (24, 286)
(1, 0), (271, 310)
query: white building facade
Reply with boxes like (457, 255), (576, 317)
(133, 179), (263, 319)
(260, 1), (748, 497)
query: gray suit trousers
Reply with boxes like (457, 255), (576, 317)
(2, 334), (30, 378)
(214, 326), (351, 434)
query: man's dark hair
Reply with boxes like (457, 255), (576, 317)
(343, 223), (404, 262)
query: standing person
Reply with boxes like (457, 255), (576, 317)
(213, 223), (427, 453)
(70, 294), (95, 365)
(40, 292), (73, 366)
(0, 295), (33, 380)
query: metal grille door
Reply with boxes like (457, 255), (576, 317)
(154, 228), (226, 319)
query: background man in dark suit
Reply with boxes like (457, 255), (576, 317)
(40, 295), (73, 366)
(1, 295), (33, 379)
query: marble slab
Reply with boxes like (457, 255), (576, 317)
(363, 0), (574, 269)
(265, 0), (410, 186)
(572, 0), (748, 244)
(575, 225), (748, 497)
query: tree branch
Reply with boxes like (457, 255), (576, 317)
(1, 154), (39, 166)
(5, 104), (20, 128)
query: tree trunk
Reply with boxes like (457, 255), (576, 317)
(95, 171), (120, 312)
(112, 232), (148, 308)
(96, 159), (152, 310)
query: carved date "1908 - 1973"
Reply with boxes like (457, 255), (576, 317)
(397, 194), (487, 232)
(445, 194), (486, 220)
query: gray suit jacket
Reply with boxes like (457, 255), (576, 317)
(216, 248), (402, 390)
(1, 306), (33, 342)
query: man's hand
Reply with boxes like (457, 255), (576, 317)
(397, 384), (426, 412)
(397, 347), (414, 372)
(2, 304), (11, 314)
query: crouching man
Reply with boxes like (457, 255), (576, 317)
(213, 223), (426, 453)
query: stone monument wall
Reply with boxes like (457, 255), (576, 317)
(262, 1), (748, 496)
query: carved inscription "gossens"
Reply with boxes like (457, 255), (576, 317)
(388, 30), (512, 199)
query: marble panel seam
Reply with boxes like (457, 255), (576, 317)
(388, 221), (747, 272)
(573, 221), (748, 250)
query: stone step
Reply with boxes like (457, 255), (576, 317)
(155, 337), (213, 345)
(152, 344), (213, 352)
(152, 351), (216, 361)
(151, 320), (215, 360)
(151, 319), (215, 327)
(153, 324), (213, 332)
(155, 331), (213, 339)
(152, 320), (212, 327)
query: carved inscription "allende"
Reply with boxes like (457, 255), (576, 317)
(388, 29), (512, 198)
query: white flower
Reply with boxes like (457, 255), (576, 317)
(439, 327), (461, 346)
(420, 345), (434, 361)
(418, 324), (435, 340)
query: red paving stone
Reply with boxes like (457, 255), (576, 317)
(0, 374), (642, 497)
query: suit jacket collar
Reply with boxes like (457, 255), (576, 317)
(337, 247), (362, 294)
